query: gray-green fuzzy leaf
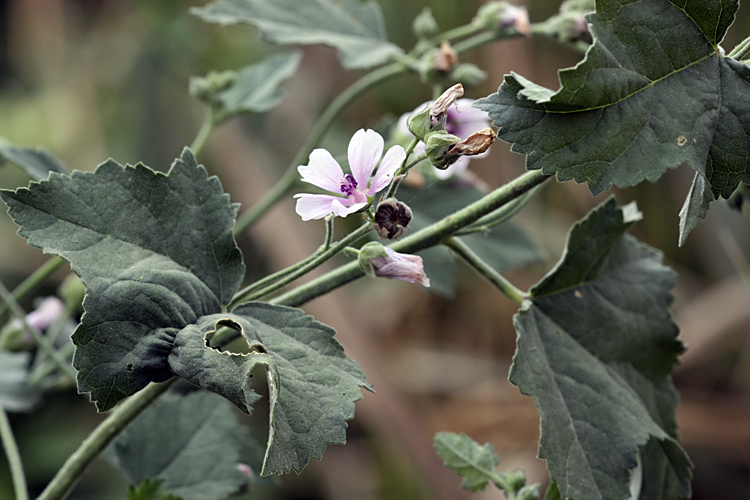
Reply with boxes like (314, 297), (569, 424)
(0, 143), (68, 180)
(107, 391), (249, 500)
(0, 148), (245, 411)
(475, 0), (746, 243)
(231, 301), (372, 476)
(511, 198), (690, 500)
(0, 352), (41, 412)
(433, 432), (500, 492)
(190, 0), (403, 69)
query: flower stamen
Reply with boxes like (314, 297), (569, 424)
(340, 174), (358, 196)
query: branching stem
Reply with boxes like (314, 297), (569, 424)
(444, 237), (526, 305)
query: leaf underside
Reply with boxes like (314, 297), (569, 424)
(475, 0), (748, 243)
(510, 198), (691, 500)
(0, 144), (68, 181)
(190, 0), (403, 69)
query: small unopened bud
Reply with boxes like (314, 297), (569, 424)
(474, 2), (531, 37)
(515, 484), (541, 500)
(446, 127), (496, 156)
(373, 198), (412, 239)
(358, 242), (430, 287)
(451, 63), (487, 88)
(413, 7), (439, 39)
(424, 131), (463, 169)
(434, 41), (458, 73)
(189, 70), (237, 102)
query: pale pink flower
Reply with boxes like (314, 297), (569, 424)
(294, 129), (406, 221)
(398, 98), (491, 179)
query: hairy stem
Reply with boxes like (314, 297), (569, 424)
(190, 106), (215, 157)
(0, 406), (28, 500)
(230, 222), (373, 307)
(36, 380), (176, 500)
(444, 237), (526, 305)
(272, 169), (552, 307)
(729, 34), (750, 60)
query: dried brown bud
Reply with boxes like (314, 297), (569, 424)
(430, 83), (464, 128)
(434, 40), (458, 72)
(446, 127), (496, 156)
(373, 198), (413, 240)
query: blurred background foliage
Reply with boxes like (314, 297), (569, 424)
(1, 1), (750, 499)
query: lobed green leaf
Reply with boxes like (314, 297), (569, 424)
(511, 198), (690, 500)
(231, 302), (372, 475)
(475, 0), (748, 243)
(0, 148), (245, 410)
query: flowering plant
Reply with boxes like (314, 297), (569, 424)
(1, 1), (747, 499)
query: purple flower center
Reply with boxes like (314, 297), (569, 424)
(340, 173), (358, 196)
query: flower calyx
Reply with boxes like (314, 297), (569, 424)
(373, 198), (413, 240)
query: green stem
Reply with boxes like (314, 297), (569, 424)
(229, 222), (373, 307)
(0, 256), (66, 324)
(272, 170), (552, 307)
(0, 406), (28, 500)
(728, 34), (750, 60)
(36, 380), (176, 500)
(0, 279), (76, 382)
(189, 106), (215, 156)
(323, 216), (335, 250)
(444, 237), (526, 305)
(232, 62), (408, 236)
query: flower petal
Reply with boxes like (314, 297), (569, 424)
(298, 149), (345, 193)
(369, 145), (406, 195)
(348, 129), (384, 187)
(447, 99), (491, 138)
(434, 156), (470, 180)
(331, 198), (367, 218)
(294, 193), (340, 221)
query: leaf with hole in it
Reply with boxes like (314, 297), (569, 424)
(0, 148), (245, 411)
(190, 0), (403, 69)
(1, 149), (371, 476)
(107, 391), (249, 500)
(475, 0), (747, 244)
(511, 198), (691, 500)
(231, 301), (372, 475)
